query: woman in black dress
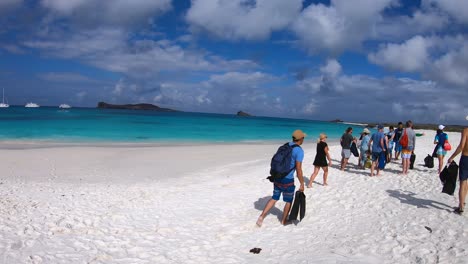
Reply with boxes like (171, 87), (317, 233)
(307, 133), (332, 188)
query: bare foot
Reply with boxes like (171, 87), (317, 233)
(323, 183), (328, 186)
(307, 184), (312, 188)
(256, 216), (263, 227)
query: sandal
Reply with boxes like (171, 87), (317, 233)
(454, 208), (464, 214)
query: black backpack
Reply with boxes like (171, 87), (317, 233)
(267, 143), (299, 182)
(424, 154), (434, 168)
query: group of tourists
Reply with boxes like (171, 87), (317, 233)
(256, 123), (468, 227)
(339, 121), (416, 176)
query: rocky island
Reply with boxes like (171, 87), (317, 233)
(97, 102), (178, 112)
(237, 111), (252, 117)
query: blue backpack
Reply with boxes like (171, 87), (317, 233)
(267, 143), (299, 182)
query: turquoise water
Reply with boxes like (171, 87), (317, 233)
(0, 107), (369, 143)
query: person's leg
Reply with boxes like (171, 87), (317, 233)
(438, 155), (444, 174)
(308, 166), (320, 188)
(358, 152), (362, 167)
(322, 166), (329, 185)
(342, 158), (349, 171)
(395, 144), (401, 160)
(281, 202), (292, 225)
(404, 158), (409, 174)
(371, 160), (376, 176)
(257, 199), (277, 226)
(401, 158), (407, 174)
(459, 180), (467, 212)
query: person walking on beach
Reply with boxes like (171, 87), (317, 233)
(308, 133), (332, 188)
(400, 120), (416, 175)
(447, 127), (468, 214)
(369, 125), (386, 176)
(358, 128), (371, 169)
(386, 126), (395, 163)
(394, 122), (404, 160)
(257, 130), (306, 226)
(434, 125), (449, 174)
(340, 127), (354, 171)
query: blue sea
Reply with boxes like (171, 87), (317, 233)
(0, 106), (369, 143)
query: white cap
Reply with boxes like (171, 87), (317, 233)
(438, 125), (445, 130)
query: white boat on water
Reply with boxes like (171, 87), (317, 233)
(59, 104), (71, 109)
(0, 88), (9, 108)
(25, 102), (40, 108)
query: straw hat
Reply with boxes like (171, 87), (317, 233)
(362, 128), (370, 134)
(292, 129), (306, 140)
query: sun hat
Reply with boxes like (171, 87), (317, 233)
(362, 128), (370, 134)
(292, 129), (306, 139)
(438, 124), (445, 130)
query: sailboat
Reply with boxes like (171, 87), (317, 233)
(0, 88), (9, 108)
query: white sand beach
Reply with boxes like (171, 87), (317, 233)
(1, 130), (467, 263)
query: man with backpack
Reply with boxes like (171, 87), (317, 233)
(256, 130), (306, 227)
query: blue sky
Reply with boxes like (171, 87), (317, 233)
(0, 0), (467, 124)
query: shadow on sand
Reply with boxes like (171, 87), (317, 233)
(253, 196), (283, 221)
(386, 189), (453, 212)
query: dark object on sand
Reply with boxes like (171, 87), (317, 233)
(350, 142), (359, 157)
(440, 161), (458, 195)
(289, 191), (306, 221)
(410, 154), (416, 169)
(424, 226), (432, 233)
(424, 154), (434, 168)
(249, 248), (262, 254)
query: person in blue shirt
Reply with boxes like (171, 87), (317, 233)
(257, 130), (306, 227)
(434, 125), (449, 174)
(369, 124), (387, 176)
(358, 128), (371, 169)
(386, 126), (395, 162)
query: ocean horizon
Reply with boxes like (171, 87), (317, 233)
(0, 106), (369, 143)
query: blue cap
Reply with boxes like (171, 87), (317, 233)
(377, 124), (384, 129)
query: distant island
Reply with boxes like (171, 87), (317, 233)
(97, 102), (178, 112)
(237, 111), (252, 117)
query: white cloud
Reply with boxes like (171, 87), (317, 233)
(294, 72), (466, 124)
(38, 72), (97, 83)
(429, 43), (468, 86)
(320, 59), (342, 77)
(23, 28), (258, 78)
(186, 0), (302, 40)
(369, 35), (468, 86)
(40, 0), (172, 28)
(425, 0), (468, 24)
(292, 0), (395, 55)
(375, 10), (449, 41)
(368, 36), (432, 72)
